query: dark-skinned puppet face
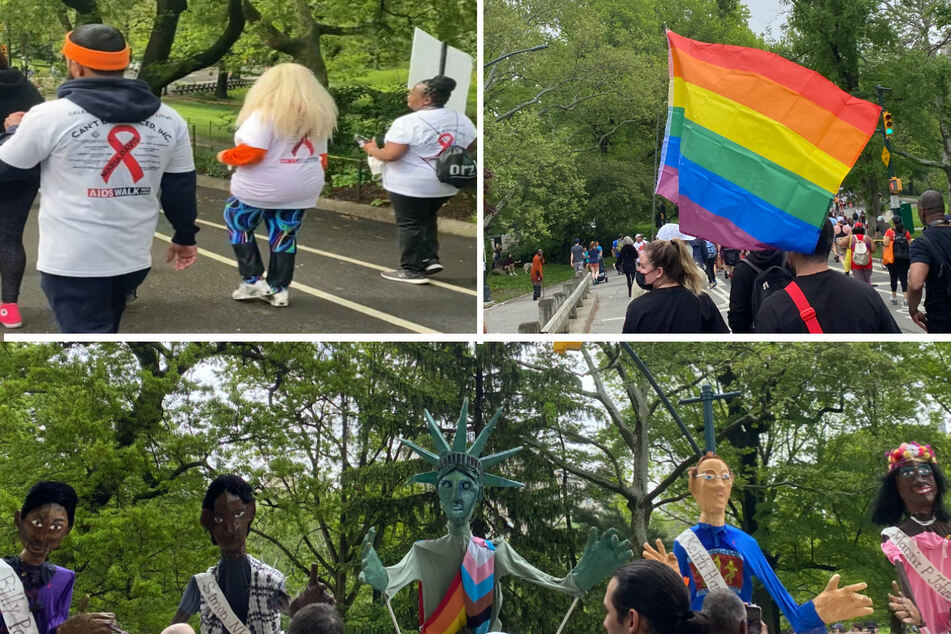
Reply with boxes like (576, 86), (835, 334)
(199, 474), (256, 557)
(871, 442), (951, 526)
(13, 481), (78, 566)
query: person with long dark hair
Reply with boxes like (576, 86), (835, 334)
(616, 236), (638, 298)
(871, 442), (951, 632)
(602, 559), (710, 634)
(622, 239), (728, 333)
(360, 76), (476, 285)
(0, 48), (43, 328)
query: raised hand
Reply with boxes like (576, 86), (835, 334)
(288, 563), (336, 616)
(641, 538), (678, 571)
(812, 573), (874, 623)
(888, 580), (923, 626)
(572, 527), (633, 592)
(358, 527), (388, 593)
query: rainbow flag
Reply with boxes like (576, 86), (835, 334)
(421, 537), (494, 634)
(655, 31), (881, 253)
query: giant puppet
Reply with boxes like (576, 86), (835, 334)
(643, 452), (873, 633)
(359, 400), (633, 634)
(872, 442), (951, 633)
(172, 474), (332, 634)
(0, 481), (119, 634)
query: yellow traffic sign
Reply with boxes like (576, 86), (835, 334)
(882, 146), (890, 167)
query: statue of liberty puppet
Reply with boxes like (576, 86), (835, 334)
(359, 400), (633, 634)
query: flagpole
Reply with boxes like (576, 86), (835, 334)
(555, 597), (580, 634)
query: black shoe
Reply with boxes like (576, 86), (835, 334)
(381, 269), (429, 284)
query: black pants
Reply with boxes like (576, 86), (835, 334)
(40, 268), (149, 333)
(886, 259), (909, 293)
(388, 192), (450, 273)
(625, 271), (636, 297)
(533, 283), (542, 300)
(0, 174), (39, 303)
(704, 260), (716, 283)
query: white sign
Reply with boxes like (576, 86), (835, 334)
(409, 27), (472, 114)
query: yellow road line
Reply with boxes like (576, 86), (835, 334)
(194, 218), (476, 296)
(153, 232), (440, 334)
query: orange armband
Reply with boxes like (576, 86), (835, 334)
(219, 144), (267, 166)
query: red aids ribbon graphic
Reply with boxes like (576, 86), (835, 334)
(102, 125), (144, 183)
(437, 132), (454, 151)
(292, 137), (314, 156)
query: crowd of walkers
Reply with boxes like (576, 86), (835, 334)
(618, 191), (951, 334)
(0, 24), (474, 333)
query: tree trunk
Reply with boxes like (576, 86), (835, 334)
(215, 68), (229, 99)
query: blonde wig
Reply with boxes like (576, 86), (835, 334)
(237, 63), (338, 141)
(641, 238), (707, 295)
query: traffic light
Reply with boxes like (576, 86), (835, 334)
(883, 111), (894, 136)
(889, 177), (903, 193)
(553, 342), (583, 354)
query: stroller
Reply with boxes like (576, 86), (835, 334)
(596, 260), (608, 285)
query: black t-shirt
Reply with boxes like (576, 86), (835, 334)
(617, 244), (638, 273)
(622, 285), (729, 333)
(910, 225), (951, 329)
(755, 269), (899, 333)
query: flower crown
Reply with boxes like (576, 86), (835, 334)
(887, 442), (937, 472)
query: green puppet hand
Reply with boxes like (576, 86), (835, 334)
(571, 527), (634, 593)
(358, 527), (389, 594)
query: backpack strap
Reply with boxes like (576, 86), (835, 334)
(784, 281), (823, 333)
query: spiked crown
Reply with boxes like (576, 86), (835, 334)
(401, 399), (524, 488)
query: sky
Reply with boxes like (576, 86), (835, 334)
(744, 0), (788, 40)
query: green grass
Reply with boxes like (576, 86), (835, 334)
(488, 262), (594, 303)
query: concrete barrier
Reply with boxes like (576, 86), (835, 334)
(542, 274), (592, 333)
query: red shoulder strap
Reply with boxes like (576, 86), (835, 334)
(785, 281), (823, 333)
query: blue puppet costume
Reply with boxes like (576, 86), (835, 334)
(643, 452), (873, 634)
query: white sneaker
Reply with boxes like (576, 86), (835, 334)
(232, 279), (272, 300)
(266, 290), (289, 307)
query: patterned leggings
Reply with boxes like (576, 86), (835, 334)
(223, 196), (305, 292)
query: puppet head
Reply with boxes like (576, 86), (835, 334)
(687, 452), (734, 526)
(401, 399), (523, 529)
(872, 442), (950, 525)
(200, 474), (257, 557)
(14, 481), (78, 566)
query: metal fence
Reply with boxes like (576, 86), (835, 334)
(167, 77), (256, 96)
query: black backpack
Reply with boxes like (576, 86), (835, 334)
(420, 114), (477, 189)
(892, 230), (910, 260)
(742, 256), (795, 317)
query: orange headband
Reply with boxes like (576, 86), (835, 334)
(61, 31), (130, 71)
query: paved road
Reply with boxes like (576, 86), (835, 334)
(5, 187), (477, 336)
(485, 258), (922, 334)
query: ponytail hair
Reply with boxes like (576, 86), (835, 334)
(611, 560), (710, 634)
(892, 215), (905, 235)
(641, 239), (707, 294)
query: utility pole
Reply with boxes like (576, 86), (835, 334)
(679, 384), (742, 454)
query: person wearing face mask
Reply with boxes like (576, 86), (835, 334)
(602, 559), (711, 634)
(360, 400), (632, 633)
(1, 481), (119, 634)
(621, 239), (729, 333)
(872, 442), (951, 633)
(0, 24), (198, 333)
(643, 453), (873, 633)
(172, 475), (333, 633)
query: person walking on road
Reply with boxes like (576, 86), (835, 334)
(0, 48), (43, 328)
(622, 239), (728, 333)
(909, 189), (951, 332)
(531, 248), (544, 300)
(616, 236), (638, 298)
(588, 240), (602, 283)
(569, 237), (585, 273)
(839, 222), (875, 285)
(218, 63), (337, 308)
(0, 24), (197, 333)
(883, 214), (912, 307)
(360, 76), (476, 285)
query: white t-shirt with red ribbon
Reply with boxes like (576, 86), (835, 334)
(229, 111), (329, 210)
(0, 98), (193, 277)
(382, 107), (477, 198)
